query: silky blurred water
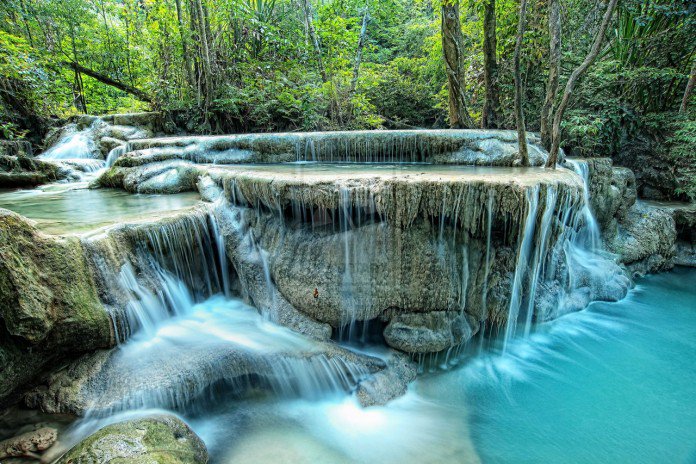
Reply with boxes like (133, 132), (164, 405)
(0, 182), (200, 234)
(420, 267), (696, 464)
(183, 268), (696, 464)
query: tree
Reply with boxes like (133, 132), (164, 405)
(350, 4), (370, 98)
(540, 0), (560, 149)
(513, 0), (528, 166)
(680, 59), (695, 113)
(546, 0), (619, 168)
(481, 0), (501, 129)
(441, 0), (474, 128)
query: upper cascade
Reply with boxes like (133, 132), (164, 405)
(113, 129), (555, 167)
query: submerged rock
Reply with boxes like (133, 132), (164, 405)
(0, 210), (114, 405)
(56, 415), (208, 464)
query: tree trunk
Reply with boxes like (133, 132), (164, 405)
(441, 1), (474, 128)
(63, 62), (153, 103)
(69, 29), (87, 113)
(514, 0), (529, 166)
(195, 0), (213, 111)
(546, 0), (618, 168)
(540, 0), (561, 149)
(350, 5), (370, 97)
(175, 0), (195, 91)
(299, 0), (341, 125)
(679, 59), (695, 113)
(300, 0), (329, 84)
(481, 0), (501, 129)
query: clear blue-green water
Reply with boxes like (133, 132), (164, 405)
(0, 182), (200, 234)
(186, 268), (696, 464)
(48, 268), (696, 464)
(420, 267), (696, 464)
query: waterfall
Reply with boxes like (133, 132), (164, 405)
(40, 124), (98, 160)
(503, 186), (540, 351)
(566, 159), (601, 250)
(86, 209), (233, 342)
(106, 144), (127, 167)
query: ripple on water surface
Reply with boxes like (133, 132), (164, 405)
(0, 182), (200, 235)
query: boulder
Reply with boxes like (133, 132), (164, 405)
(0, 154), (64, 188)
(56, 415), (208, 464)
(0, 210), (114, 405)
(356, 352), (417, 407)
(383, 311), (479, 354)
(607, 202), (676, 275)
(580, 158), (636, 236)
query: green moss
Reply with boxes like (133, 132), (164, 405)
(0, 209), (113, 403)
(94, 166), (126, 188)
(57, 415), (208, 464)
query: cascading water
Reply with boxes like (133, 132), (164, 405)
(40, 124), (98, 160)
(71, 208), (375, 424)
(566, 159), (602, 249)
(105, 144), (127, 167)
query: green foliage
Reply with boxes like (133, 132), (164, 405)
(0, 0), (694, 198)
(668, 114), (696, 200)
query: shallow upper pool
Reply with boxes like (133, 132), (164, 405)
(0, 182), (200, 235)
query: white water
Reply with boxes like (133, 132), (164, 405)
(566, 159), (602, 250)
(40, 125), (97, 160)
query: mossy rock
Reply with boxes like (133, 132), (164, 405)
(0, 209), (113, 403)
(57, 415), (208, 464)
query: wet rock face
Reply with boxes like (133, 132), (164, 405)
(581, 158), (637, 236)
(607, 202), (676, 275)
(0, 210), (114, 405)
(56, 415), (208, 464)
(206, 165), (593, 355)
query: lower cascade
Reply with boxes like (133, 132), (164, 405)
(1, 126), (694, 464)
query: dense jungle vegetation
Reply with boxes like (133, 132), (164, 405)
(0, 0), (694, 198)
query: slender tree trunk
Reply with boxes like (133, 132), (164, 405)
(540, 0), (561, 149)
(679, 59), (695, 113)
(350, 5), (369, 97)
(175, 0), (195, 92)
(441, 0), (474, 128)
(299, 0), (341, 124)
(188, 0), (203, 106)
(546, 0), (618, 168)
(514, 0), (529, 166)
(18, 0), (34, 47)
(195, 0), (213, 111)
(482, 0), (501, 129)
(300, 0), (329, 84)
(69, 28), (87, 113)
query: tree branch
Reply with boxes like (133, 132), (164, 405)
(61, 62), (153, 103)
